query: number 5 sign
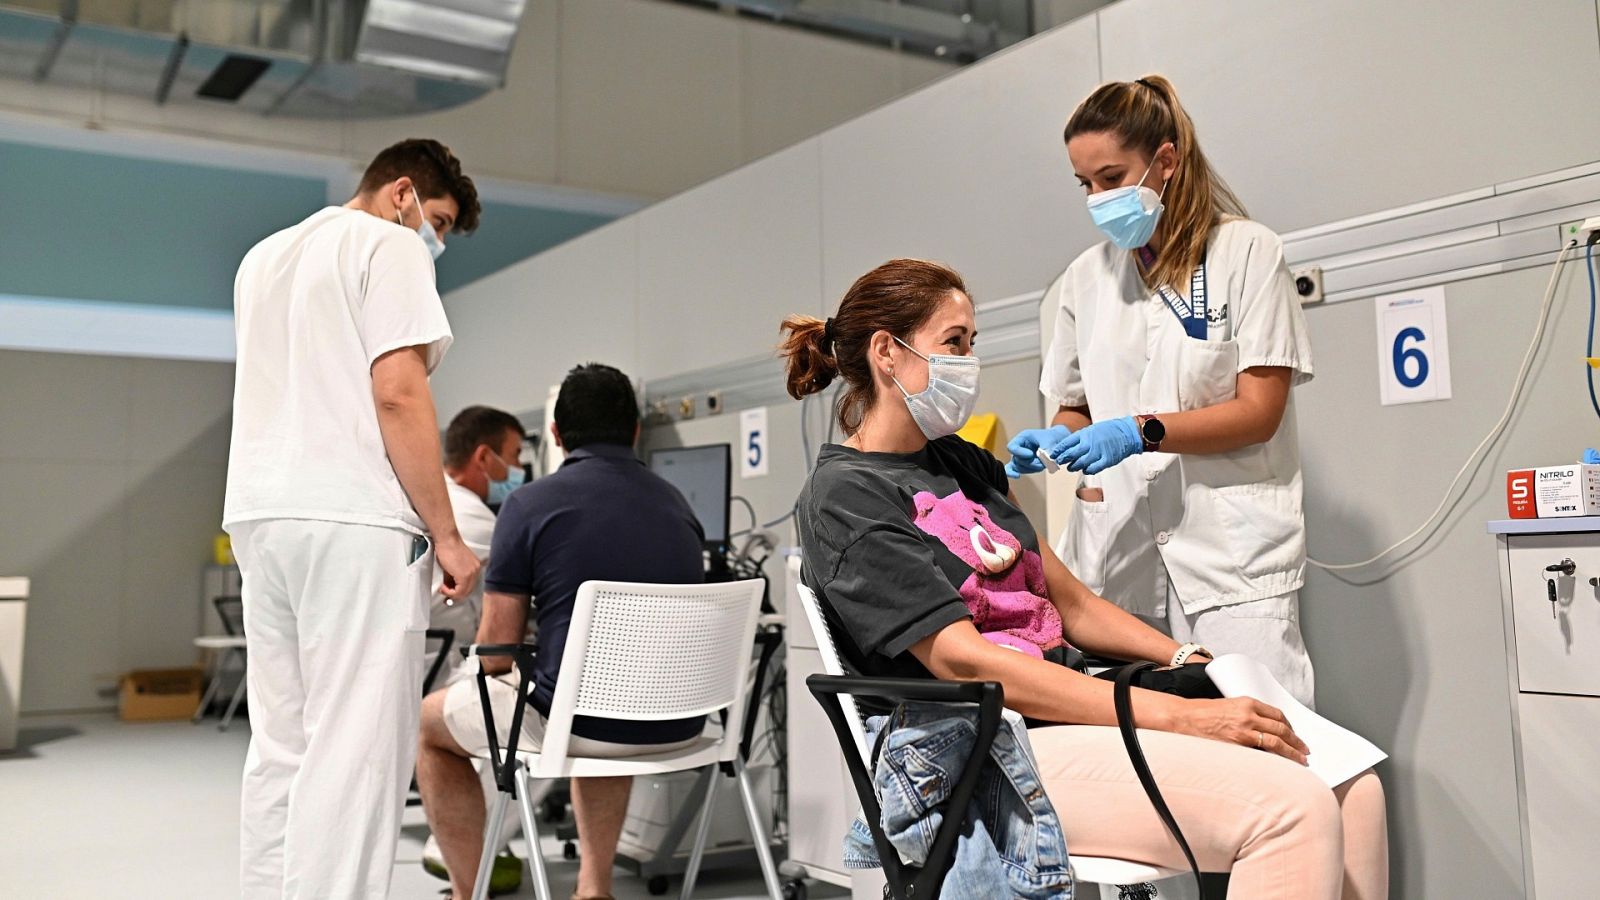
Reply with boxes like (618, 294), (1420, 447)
(1375, 286), (1452, 406)
(739, 407), (769, 478)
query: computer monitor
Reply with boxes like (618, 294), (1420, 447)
(649, 443), (731, 546)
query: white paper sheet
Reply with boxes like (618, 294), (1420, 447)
(1205, 654), (1388, 787)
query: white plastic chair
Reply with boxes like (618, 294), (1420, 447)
(467, 579), (781, 900)
(192, 595), (248, 731)
(794, 584), (1182, 897)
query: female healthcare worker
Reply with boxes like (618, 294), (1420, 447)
(1007, 75), (1318, 706)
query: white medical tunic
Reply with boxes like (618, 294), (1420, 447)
(1040, 219), (1314, 618)
(429, 478), (496, 677)
(223, 206), (453, 536)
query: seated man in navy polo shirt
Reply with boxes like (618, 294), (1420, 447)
(416, 363), (705, 900)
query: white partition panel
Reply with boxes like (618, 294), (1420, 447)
(818, 16), (1103, 303)
(635, 140), (825, 380)
(740, 29), (907, 161)
(433, 219), (640, 419)
(558, 0), (746, 197)
(1098, 0), (1600, 233)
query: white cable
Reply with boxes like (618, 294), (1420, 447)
(1308, 244), (1575, 571)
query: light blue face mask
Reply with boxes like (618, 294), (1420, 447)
(486, 452), (525, 505)
(1086, 157), (1167, 250)
(891, 336), (981, 440)
(398, 198), (446, 260)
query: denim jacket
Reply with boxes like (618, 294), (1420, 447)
(843, 702), (1074, 899)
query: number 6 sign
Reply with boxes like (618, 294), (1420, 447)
(1375, 286), (1452, 406)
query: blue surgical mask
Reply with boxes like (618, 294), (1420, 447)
(397, 198), (446, 261)
(486, 452), (525, 505)
(891, 336), (981, 440)
(1086, 157), (1167, 250)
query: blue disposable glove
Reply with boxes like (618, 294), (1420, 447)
(1004, 424), (1071, 478)
(1585, 448), (1600, 465)
(1050, 416), (1143, 475)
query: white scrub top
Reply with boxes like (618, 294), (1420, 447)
(1040, 218), (1314, 617)
(431, 477), (497, 622)
(224, 206), (453, 536)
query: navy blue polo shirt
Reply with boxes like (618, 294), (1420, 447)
(485, 443), (706, 744)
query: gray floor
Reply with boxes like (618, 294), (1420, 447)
(0, 713), (833, 899)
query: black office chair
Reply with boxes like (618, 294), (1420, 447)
(807, 675), (1003, 900)
(406, 627), (458, 811)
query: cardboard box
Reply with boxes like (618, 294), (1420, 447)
(119, 667), (204, 721)
(1532, 465), (1600, 518)
(1507, 469), (1537, 519)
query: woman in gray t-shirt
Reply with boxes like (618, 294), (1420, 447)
(780, 258), (1387, 900)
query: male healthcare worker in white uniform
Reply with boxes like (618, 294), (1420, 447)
(224, 138), (483, 899)
(420, 405), (531, 893)
(1008, 77), (1318, 707)
(428, 405), (524, 685)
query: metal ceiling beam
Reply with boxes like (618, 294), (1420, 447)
(32, 0), (76, 82)
(154, 32), (190, 105)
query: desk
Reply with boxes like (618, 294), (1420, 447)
(1, 576), (30, 752)
(1488, 518), (1600, 898)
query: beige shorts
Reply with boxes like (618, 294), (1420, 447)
(442, 662), (698, 759)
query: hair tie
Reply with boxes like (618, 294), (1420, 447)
(821, 317), (836, 351)
(1135, 77), (1154, 89)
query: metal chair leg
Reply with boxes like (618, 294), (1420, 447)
(734, 759), (783, 900)
(218, 651), (249, 732)
(515, 764), (554, 900)
(473, 788), (514, 900)
(192, 657), (225, 724)
(678, 766), (720, 899)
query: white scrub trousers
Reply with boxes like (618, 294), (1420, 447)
(1144, 588), (1316, 710)
(233, 518), (432, 899)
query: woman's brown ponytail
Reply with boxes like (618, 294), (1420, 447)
(779, 314), (837, 400)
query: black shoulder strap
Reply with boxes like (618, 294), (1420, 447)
(1113, 662), (1206, 898)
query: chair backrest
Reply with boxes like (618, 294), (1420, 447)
(214, 595), (244, 637)
(536, 578), (764, 774)
(795, 583), (871, 766)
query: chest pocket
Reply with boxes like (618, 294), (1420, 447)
(1176, 337), (1239, 411)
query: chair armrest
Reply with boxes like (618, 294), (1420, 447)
(467, 642), (537, 657)
(805, 674), (1005, 900)
(806, 674), (997, 705)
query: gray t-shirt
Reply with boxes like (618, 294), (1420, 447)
(797, 436), (1074, 690)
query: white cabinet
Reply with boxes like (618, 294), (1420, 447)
(1517, 693), (1600, 899)
(1491, 519), (1600, 898)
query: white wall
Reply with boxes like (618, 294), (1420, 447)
(0, 350), (233, 713)
(430, 2), (1600, 895)
(0, 0), (953, 200)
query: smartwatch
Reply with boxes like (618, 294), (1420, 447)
(1136, 414), (1166, 453)
(1170, 642), (1210, 667)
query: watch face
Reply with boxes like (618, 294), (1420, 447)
(1143, 417), (1166, 443)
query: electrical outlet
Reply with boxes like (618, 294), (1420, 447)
(706, 391), (723, 414)
(678, 395), (695, 419)
(1291, 266), (1324, 305)
(1560, 217), (1600, 247)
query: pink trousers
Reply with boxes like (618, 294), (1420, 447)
(1029, 725), (1388, 900)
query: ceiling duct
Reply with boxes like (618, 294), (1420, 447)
(679, 0), (1036, 62)
(0, 0), (526, 118)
